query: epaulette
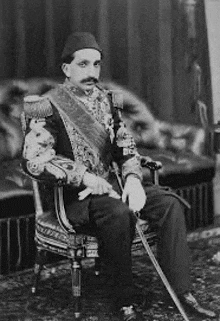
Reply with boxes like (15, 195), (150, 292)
(23, 95), (53, 118)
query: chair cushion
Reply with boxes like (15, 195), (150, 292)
(36, 211), (99, 258)
(35, 212), (157, 257)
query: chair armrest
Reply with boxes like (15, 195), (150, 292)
(32, 178), (76, 234)
(32, 179), (44, 217)
(140, 156), (162, 170)
(54, 185), (76, 234)
(140, 156), (162, 185)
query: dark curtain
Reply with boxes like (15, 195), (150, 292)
(172, 0), (213, 125)
(0, 0), (212, 125)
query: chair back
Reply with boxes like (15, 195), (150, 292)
(32, 180), (44, 217)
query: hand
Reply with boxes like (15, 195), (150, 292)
(79, 172), (120, 200)
(80, 172), (114, 197)
(78, 187), (120, 200)
(122, 175), (146, 212)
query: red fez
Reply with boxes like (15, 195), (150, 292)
(61, 32), (102, 60)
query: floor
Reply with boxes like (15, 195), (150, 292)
(1, 226), (220, 321)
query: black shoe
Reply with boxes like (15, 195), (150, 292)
(119, 305), (144, 321)
(179, 292), (217, 319)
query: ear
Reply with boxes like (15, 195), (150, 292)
(61, 63), (70, 78)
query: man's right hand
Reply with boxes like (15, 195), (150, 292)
(82, 172), (112, 194)
(78, 172), (120, 200)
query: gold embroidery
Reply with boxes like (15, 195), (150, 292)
(27, 160), (44, 176)
(20, 111), (27, 134)
(24, 95), (53, 119)
(23, 119), (55, 160)
(57, 109), (109, 179)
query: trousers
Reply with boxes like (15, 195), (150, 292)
(69, 183), (191, 306)
(140, 183), (191, 294)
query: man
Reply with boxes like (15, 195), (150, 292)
(21, 32), (216, 320)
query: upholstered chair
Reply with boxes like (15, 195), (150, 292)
(31, 158), (161, 319)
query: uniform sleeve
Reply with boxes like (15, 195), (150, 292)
(21, 95), (87, 186)
(103, 90), (143, 182)
(114, 121), (143, 182)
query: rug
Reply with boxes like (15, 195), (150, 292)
(1, 228), (220, 321)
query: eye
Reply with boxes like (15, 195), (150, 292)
(94, 61), (101, 68)
(78, 62), (87, 68)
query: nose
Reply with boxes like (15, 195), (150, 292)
(87, 65), (99, 77)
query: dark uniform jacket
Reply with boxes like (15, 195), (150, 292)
(21, 82), (142, 227)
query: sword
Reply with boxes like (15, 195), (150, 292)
(111, 161), (190, 321)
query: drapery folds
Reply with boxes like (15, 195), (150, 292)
(0, 0), (211, 125)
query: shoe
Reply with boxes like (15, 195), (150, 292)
(179, 292), (217, 319)
(119, 305), (144, 321)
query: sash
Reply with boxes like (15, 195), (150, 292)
(47, 85), (112, 166)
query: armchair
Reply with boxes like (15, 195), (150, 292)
(0, 77), (216, 276)
(30, 157), (160, 319)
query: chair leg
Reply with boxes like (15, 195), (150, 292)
(70, 258), (82, 319)
(31, 249), (47, 294)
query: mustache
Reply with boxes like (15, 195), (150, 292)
(81, 77), (98, 84)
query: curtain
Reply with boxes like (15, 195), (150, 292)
(0, 0), (212, 125)
(0, 0), (160, 109)
(172, 0), (213, 124)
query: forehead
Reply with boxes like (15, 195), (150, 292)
(73, 48), (101, 62)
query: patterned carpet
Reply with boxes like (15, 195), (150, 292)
(1, 228), (220, 321)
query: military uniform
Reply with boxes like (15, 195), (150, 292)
(21, 80), (191, 306)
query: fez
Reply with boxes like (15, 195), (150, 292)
(61, 32), (102, 60)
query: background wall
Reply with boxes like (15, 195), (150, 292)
(0, 0), (212, 125)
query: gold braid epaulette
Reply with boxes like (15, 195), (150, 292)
(23, 95), (53, 119)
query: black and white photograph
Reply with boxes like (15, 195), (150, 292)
(0, 0), (220, 320)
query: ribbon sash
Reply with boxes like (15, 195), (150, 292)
(47, 85), (112, 163)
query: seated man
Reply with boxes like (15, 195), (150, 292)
(21, 32), (216, 321)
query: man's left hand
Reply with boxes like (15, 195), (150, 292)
(122, 175), (146, 212)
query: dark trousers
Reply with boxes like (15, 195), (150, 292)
(89, 195), (136, 307)
(70, 183), (191, 306)
(140, 183), (191, 295)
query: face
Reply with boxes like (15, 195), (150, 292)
(62, 48), (101, 92)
